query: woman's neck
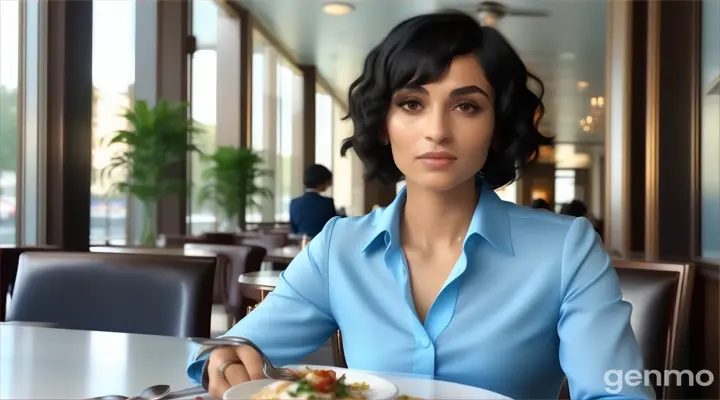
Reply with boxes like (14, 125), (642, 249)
(401, 180), (479, 249)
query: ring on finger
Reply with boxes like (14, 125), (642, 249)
(218, 360), (243, 380)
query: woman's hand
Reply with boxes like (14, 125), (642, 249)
(206, 345), (266, 398)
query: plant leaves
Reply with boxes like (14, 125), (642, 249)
(100, 99), (204, 203)
(197, 145), (274, 220)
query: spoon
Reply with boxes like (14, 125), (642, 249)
(128, 385), (171, 400)
(89, 384), (171, 400)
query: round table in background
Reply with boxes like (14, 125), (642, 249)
(238, 271), (281, 314)
(0, 324), (203, 399)
(263, 246), (300, 267)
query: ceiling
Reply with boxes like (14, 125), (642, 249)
(233, 0), (608, 148)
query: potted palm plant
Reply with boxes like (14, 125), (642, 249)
(197, 146), (273, 232)
(102, 99), (203, 246)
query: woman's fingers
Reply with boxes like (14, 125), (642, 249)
(236, 345), (267, 381)
(223, 362), (251, 386)
(206, 344), (267, 397)
(207, 347), (240, 398)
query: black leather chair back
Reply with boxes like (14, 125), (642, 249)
(0, 245), (61, 321)
(614, 260), (693, 399)
(6, 251), (216, 338)
(559, 260), (693, 399)
(184, 243), (266, 316)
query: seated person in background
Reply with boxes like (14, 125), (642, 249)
(530, 198), (552, 211)
(561, 199), (604, 240)
(559, 199), (588, 217)
(289, 164), (337, 237)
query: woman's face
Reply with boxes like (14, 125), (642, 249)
(387, 54), (495, 192)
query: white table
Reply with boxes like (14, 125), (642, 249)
(0, 324), (202, 399)
(237, 271), (281, 288)
(0, 325), (509, 400)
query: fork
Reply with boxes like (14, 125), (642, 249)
(192, 336), (300, 381)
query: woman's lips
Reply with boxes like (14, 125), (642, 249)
(417, 151), (457, 169)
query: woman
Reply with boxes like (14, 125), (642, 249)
(189, 11), (650, 399)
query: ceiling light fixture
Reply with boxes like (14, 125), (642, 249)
(322, 2), (355, 16)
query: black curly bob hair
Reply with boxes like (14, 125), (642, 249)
(339, 10), (553, 189)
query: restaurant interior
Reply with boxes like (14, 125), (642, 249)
(0, 0), (718, 399)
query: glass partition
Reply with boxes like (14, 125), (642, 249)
(249, 30), (275, 223)
(90, 0), (135, 245)
(275, 59), (304, 221)
(700, 0), (720, 258)
(0, 0), (20, 244)
(332, 101), (364, 216)
(187, 0), (219, 234)
(249, 31), (304, 223)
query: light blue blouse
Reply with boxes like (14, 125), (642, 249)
(188, 185), (653, 399)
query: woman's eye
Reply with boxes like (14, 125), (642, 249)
(398, 100), (423, 112)
(454, 102), (479, 113)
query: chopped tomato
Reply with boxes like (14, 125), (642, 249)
(313, 379), (334, 393)
(313, 369), (336, 381)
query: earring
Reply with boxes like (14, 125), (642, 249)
(383, 140), (390, 146)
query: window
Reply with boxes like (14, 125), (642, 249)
(249, 30), (305, 222)
(495, 182), (517, 203)
(90, 0), (135, 245)
(275, 59), (304, 221)
(0, 0), (20, 244)
(332, 101), (364, 215)
(315, 87), (334, 194)
(187, 0), (219, 234)
(554, 169), (576, 212)
(249, 31), (275, 223)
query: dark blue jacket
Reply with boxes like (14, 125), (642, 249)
(289, 192), (338, 237)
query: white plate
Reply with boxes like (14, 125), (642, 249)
(223, 366), (399, 400)
(386, 375), (512, 399)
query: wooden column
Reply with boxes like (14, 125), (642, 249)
(239, 7), (252, 149)
(45, 0), (93, 250)
(301, 65), (317, 169)
(644, 0), (701, 260)
(604, 0), (650, 258)
(604, 0), (635, 256)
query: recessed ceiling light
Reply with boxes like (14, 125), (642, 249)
(322, 2), (355, 16)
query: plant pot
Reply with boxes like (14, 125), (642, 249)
(140, 200), (158, 247)
(218, 219), (237, 233)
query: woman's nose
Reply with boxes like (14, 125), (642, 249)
(424, 108), (451, 144)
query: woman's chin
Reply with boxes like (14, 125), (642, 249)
(408, 175), (473, 193)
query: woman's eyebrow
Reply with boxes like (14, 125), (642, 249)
(396, 85), (490, 100)
(449, 85), (490, 100)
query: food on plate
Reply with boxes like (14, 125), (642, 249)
(252, 368), (369, 399)
(394, 396), (424, 400)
